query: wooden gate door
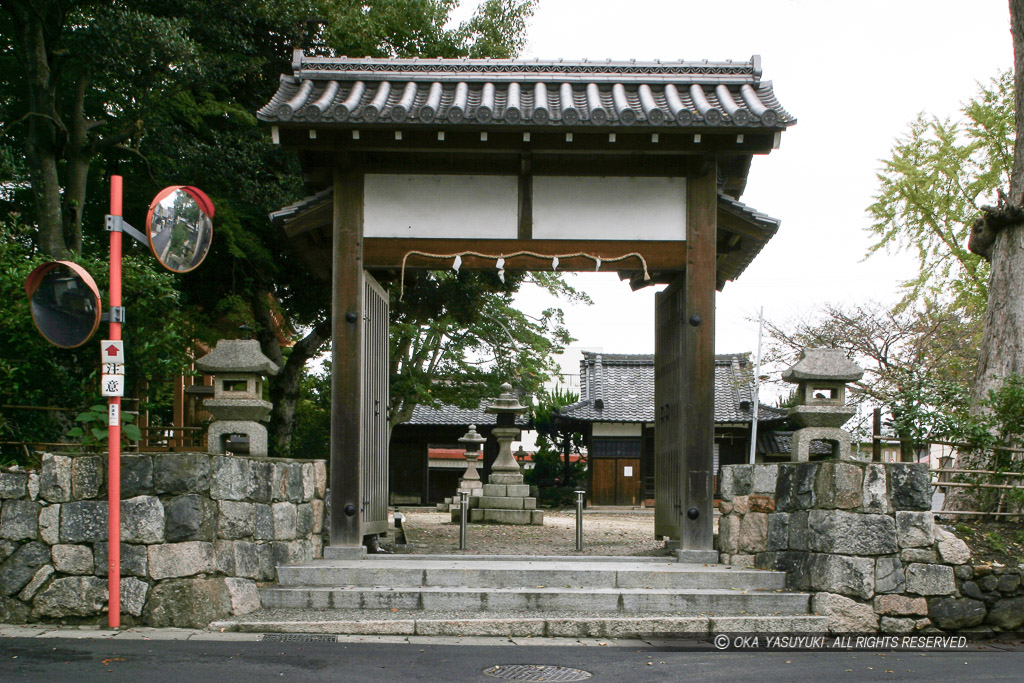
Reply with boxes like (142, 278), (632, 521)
(361, 270), (389, 536)
(654, 276), (684, 538)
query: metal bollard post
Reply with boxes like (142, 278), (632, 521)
(459, 490), (469, 550)
(575, 490), (585, 551)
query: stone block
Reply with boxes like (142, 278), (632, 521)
(121, 495), (165, 544)
(233, 541), (260, 579)
(313, 460), (327, 499)
(0, 499), (39, 540)
(774, 551), (812, 590)
(165, 494), (216, 542)
(896, 511), (935, 549)
(256, 541), (276, 580)
(811, 553), (875, 599)
(880, 616), (918, 633)
(788, 511), (809, 551)
(27, 473), (39, 501)
(901, 547), (939, 563)
(121, 455), (154, 498)
(996, 574), (1020, 593)
(523, 497), (537, 510)
(720, 465), (753, 500)
(874, 594), (928, 616)
(32, 576), (107, 618)
(986, 596), (1024, 630)
(530, 510), (544, 525)
(301, 463), (315, 502)
(928, 597), (987, 630)
(311, 499), (324, 534)
(218, 500), (256, 540)
(225, 577), (261, 615)
(775, 463), (818, 511)
(808, 509), (897, 555)
(861, 464), (890, 513)
(39, 453), (72, 502)
(18, 564), (53, 601)
(0, 541), (50, 596)
(875, 555), (905, 594)
(296, 503), (315, 537)
(748, 495), (775, 513)
(0, 539), (16, 563)
(481, 484), (506, 497)
(210, 456), (251, 500)
(482, 509), (532, 524)
(905, 563), (956, 596)
(94, 542), (148, 577)
(148, 541), (215, 580)
(154, 453), (212, 494)
(767, 512), (790, 551)
(477, 496), (525, 510)
(888, 463), (931, 510)
(723, 553), (756, 568)
(52, 544), (93, 575)
(0, 595), (29, 624)
(506, 485), (531, 497)
(214, 539), (234, 574)
(717, 514), (740, 554)
(738, 511), (769, 553)
(0, 471), (29, 499)
(143, 577), (232, 628)
(247, 459), (274, 503)
(271, 539), (312, 567)
(814, 461), (864, 509)
(254, 503), (275, 540)
(60, 500), (107, 543)
(271, 462), (303, 502)
(272, 502), (298, 540)
(955, 564), (974, 581)
(752, 464), (778, 494)
(812, 591), (879, 633)
(934, 527), (972, 565)
(731, 496), (749, 515)
(120, 577), (149, 617)
(487, 473), (524, 485)
(71, 455), (104, 500)
(469, 508), (485, 523)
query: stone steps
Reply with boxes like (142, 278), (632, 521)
(212, 608), (828, 638)
(260, 584), (809, 614)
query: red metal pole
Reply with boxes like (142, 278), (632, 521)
(108, 176), (122, 628)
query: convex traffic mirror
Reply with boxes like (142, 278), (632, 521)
(24, 261), (102, 348)
(146, 186), (215, 273)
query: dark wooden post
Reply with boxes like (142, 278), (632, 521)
(680, 161), (717, 550)
(872, 407), (883, 462)
(330, 166), (364, 549)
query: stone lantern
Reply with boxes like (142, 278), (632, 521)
(457, 424), (487, 495)
(196, 339), (280, 457)
(782, 348), (864, 462)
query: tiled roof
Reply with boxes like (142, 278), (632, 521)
(403, 402), (529, 427)
(557, 352), (786, 425)
(259, 51), (795, 130)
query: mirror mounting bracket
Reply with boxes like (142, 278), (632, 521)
(105, 215), (148, 246)
(101, 307), (126, 324)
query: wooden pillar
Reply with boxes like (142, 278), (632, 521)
(680, 160), (717, 550)
(654, 275), (685, 540)
(330, 167), (364, 548)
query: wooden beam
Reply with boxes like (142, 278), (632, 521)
(330, 167), (365, 549)
(363, 238), (686, 272)
(518, 155), (533, 240)
(680, 159), (717, 551)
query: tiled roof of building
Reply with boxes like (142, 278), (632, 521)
(557, 352), (786, 425)
(259, 51), (795, 130)
(403, 402), (529, 428)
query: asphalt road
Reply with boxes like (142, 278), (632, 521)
(1, 638), (1023, 682)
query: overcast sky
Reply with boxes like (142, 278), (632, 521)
(493, 0), (1012, 374)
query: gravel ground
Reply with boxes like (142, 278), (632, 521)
(386, 508), (670, 556)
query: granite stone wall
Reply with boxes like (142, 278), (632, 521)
(0, 452), (326, 627)
(718, 461), (1022, 635)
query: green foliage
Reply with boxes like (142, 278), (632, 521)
(66, 404), (142, 448)
(868, 72), (1013, 316)
(287, 362), (332, 461)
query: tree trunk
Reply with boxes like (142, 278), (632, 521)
(971, 0), (1024, 406)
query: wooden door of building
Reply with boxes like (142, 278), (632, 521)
(592, 458), (642, 506)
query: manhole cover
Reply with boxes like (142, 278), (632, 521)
(483, 665), (593, 681)
(261, 633), (339, 643)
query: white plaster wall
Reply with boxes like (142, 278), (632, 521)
(592, 422), (643, 437)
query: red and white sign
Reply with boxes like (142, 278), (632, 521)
(101, 340), (124, 364)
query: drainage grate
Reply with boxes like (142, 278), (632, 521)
(483, 665), (593, 681)
(261, 633), (339, 643)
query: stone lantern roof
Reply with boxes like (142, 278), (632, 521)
(196, 339), (280, 376)
(781, 348), (863, 384)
